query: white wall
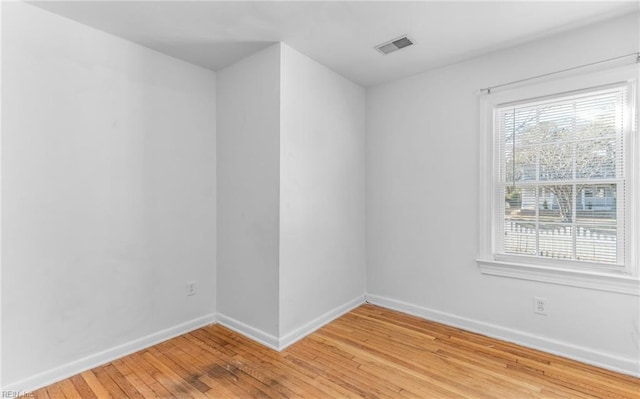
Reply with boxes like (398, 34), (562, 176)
(1, 2), (216, 388)
(279, 44), (366, 341)
(216, 43), (366, 346)
(216, 44), (281, 339)
(366, 13), (640, 375)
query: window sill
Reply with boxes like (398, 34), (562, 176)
(477, 258), (639, 296)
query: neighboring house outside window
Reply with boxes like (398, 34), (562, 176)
(477, 65), (639, 295)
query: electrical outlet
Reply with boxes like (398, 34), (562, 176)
(187, 281), (197, 296)
(533, 297), (547, 315)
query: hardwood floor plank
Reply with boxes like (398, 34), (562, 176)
(316, 328), (476, 398)
(206, 329), (333, 398)
(140, 350), (209, 399)
(68, 374), (98, 399)
(289, 340), (403, 399)
(44, 383), (67, 399)
(320, 327), (505, 399)
(118, 354), (174, 398)
(202, 341), (310, 398)
(181, 342), (277, 398)
(282, 353), (363, 399)
(29, 304), (640, 398)
(111, 359), (157, 399)
(164, 335), (259, 398)
(92, 367), (128, 398)
(55, 379), (81, 399)
(79, 370), (112, 399)
(147, 345), (212, 393)
(128, 351), (195, 398)
(103, 363), (145, 399)
(32, 389), (52, 399)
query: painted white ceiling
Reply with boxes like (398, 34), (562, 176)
(29, 1), (639, 87)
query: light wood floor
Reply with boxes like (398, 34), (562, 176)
(32, 304), (639, 398)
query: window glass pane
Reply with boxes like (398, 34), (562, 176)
(511, 146), (536, 182)
(538, 185), (573, 223)
(538, 105), (573, 143)
(504, 220), (537, 256)
(574, 94), (619, 139)
(514, 109), (540, 145)
(575, 139), (616, 179)
(504, 186), (536, 255)
(576, 184), (617, 219)
(518, 186), (537, 213)
(538, 224), (573, 260)
(538, 143), (573, 181)
(538, 193), (561, 222)
(575, 118), (616, 138)
(575, 224), (617, 264)
(495, 85), (627, 267)
(502, 111), (515, 146)
(505, 147), (516, 183)
(504, 186), (522, 216)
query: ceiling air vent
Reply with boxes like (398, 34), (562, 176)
(375, 35), (414, 55)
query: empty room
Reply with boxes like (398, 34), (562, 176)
(1, 0), (639, 397)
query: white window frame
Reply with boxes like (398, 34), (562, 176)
(477, 65), (639, 296)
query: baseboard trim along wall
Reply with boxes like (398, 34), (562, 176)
(215, 313), (280, 350)
(216, 295), (366, 352)
(10, 293), (634, 394)
(3, 313), (217, 394)
(278, 295), (365, 350)
(365, 293), (640, 378)
(8, 297), (365, 394)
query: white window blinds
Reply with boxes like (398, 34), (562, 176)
(495, 85), (628, 266)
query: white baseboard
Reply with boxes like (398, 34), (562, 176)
(12, 294), (633, 394)
(3, 313), (216, 394)
(5, 296), (366, 394)
(216, 295), (366, 352)
(215, 313), (280, 350)
(278, 295), (365, 350)
(365, 293), (640, 378)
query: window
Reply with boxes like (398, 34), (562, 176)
(478, 65), (639, 295)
